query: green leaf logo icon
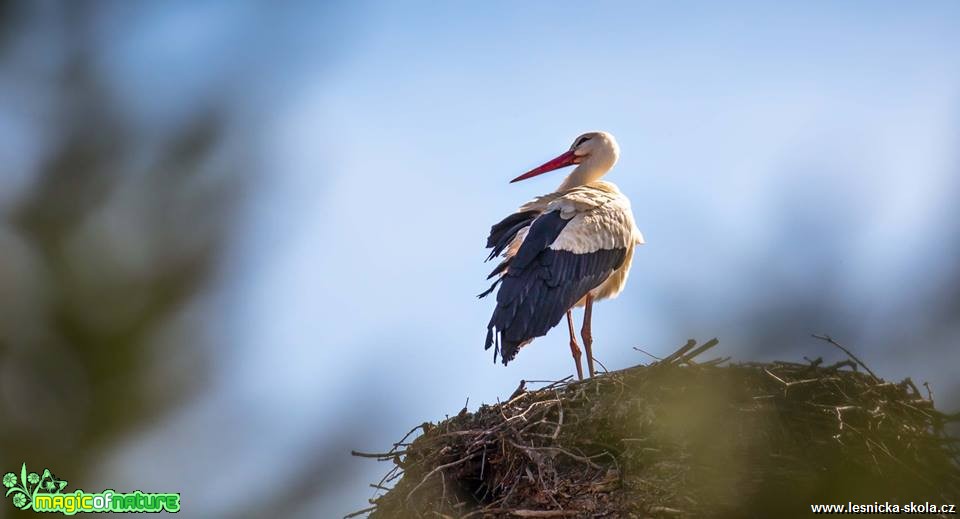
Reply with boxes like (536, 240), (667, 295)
(39, 469), (68, 493)
(4, 465), (71, 511)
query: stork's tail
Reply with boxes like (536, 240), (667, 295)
(485, 326), (529, 366)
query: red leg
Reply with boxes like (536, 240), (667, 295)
(581, 294), (595, 377)
(566, 310), (583, 380)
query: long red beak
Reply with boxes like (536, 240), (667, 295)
(509, 150), (579, 183)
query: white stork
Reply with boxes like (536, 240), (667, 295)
(480, 131), (644, 380)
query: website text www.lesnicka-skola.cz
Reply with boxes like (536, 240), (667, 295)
(810, 502), (956, 514)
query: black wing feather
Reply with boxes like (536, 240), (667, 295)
(485, 210), (539, 261)
(487, 248), (626, 364)
(508, 211), (570, 271)
(482, 209), (627, 365)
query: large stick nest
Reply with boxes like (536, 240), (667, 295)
(353, 339), (960, 518)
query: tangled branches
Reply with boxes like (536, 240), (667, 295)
(353, 339), (960, 518)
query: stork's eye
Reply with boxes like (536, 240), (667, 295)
(573, 136), (592, 148)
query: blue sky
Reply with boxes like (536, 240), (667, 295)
(3, 1), (959, 516)
(229, 3), (959, 514)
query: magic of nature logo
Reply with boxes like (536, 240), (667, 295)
(3, 463), (180, 514)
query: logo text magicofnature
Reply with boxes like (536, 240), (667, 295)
(4, 464), (180, 514)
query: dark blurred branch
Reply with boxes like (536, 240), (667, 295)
(811, 333), (880, 383)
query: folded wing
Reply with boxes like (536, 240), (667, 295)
(482, 186), (632, 364)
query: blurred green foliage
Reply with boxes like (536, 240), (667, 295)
(0, 0), (238, 499)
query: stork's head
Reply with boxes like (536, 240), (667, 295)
(511, 131), (620, 184)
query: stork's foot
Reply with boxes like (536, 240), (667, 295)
(582, 329), (595, 378)
(581, 294), (596, 378)
(569, 339), (584, 380)
(566, 310), (583, 380)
